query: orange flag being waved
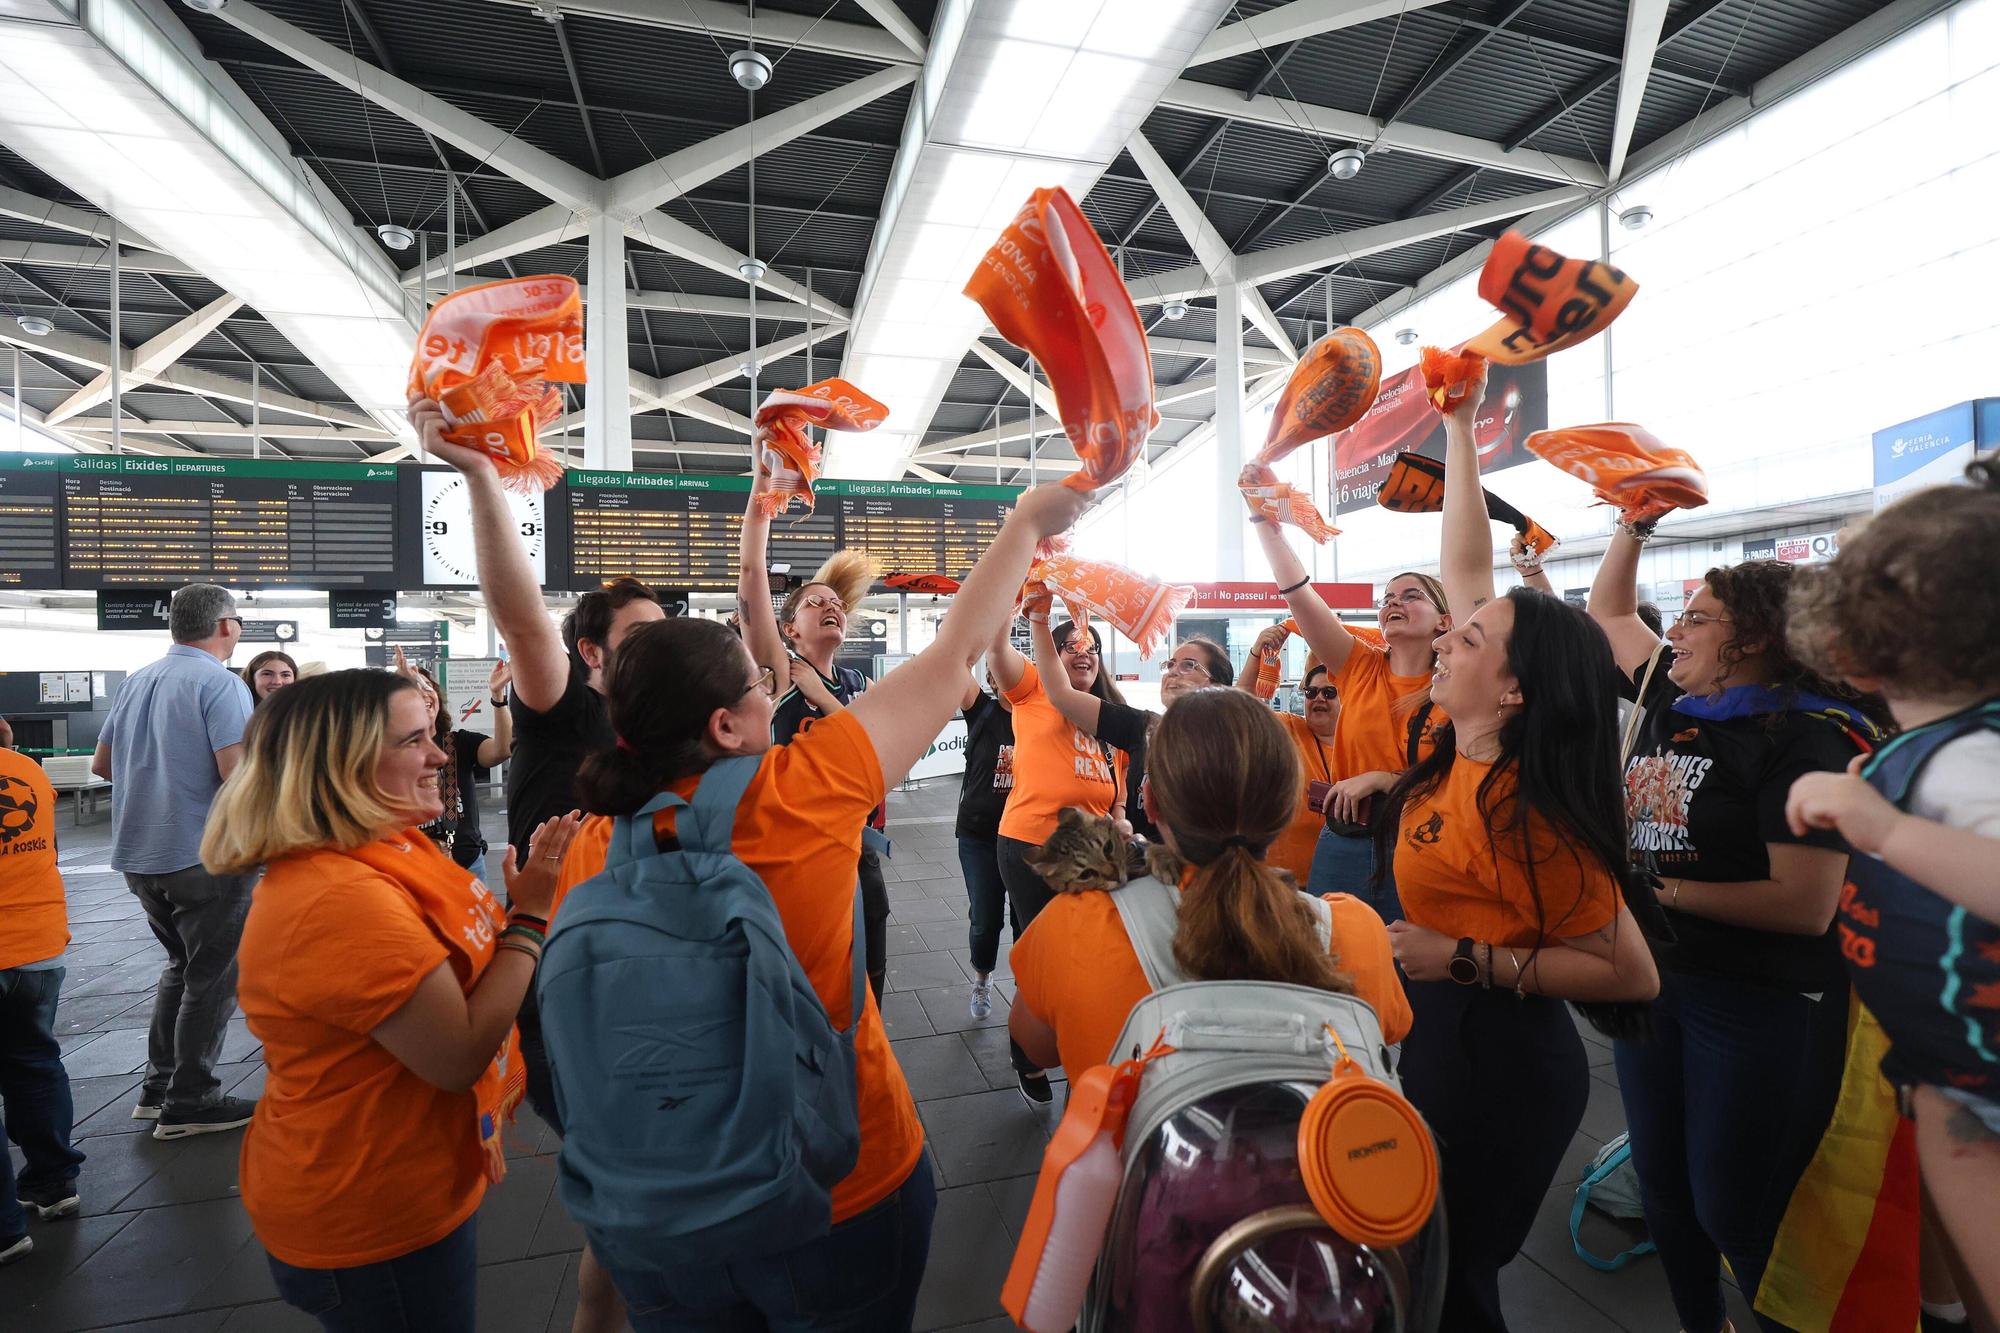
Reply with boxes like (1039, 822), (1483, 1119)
(409, 276), (584, 494)
(1239, 326), (1381, 543)
(884, 572), (960, 595)
(965, 187), (1157, 494)
(1463, 231), (1639, 365)
(1526, 423), (1708, 525)
(753, 378), (888, 519)
(1026, 551), (1193, 660)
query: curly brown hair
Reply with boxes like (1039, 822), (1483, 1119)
(1788, 463), (2000, 700)
(1703, 561), (1888, 724)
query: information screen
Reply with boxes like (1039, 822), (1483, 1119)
(50, 455), (402, 589)
(0, 454), (60, 587)
(563, 474), (1016, 592)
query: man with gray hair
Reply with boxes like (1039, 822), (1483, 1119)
(91, 584), (258, 1139)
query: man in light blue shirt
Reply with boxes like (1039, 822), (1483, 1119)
(92, 584), (258, 1140)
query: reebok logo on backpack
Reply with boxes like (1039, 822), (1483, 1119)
(536, 757), (867, 1271)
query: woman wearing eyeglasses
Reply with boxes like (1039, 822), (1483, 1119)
(1265, 660), (1343, 885)
(1246, 520), (1450, 921)
(544, 477), (1091, 1331)
(1588, 531), (1887, 1333)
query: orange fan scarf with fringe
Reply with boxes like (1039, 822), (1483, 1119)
(1237, 326), (1381, 543)
(1525, 423), (1708, 524)
(754, 379), (888, 519)
(1023, 549), (1192, 661)
(1464, 232), (1638, 364)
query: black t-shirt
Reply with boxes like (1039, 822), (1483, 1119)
(447, 730), (491, 867)
(1623, 661), (1863, 991)
(1096, 699), (1157, 845)
(772, 662), (884, 831)
(505, 661), (612, 861)
(956, 692), (1016, 842)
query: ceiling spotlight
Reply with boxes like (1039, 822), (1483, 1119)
(182, 0), (228, 11)
(15, 315), (53, 337)
(1394, 328), (1419, 346)
(729, 49), (773, 92)
(376, 223), (415, 251)
(1162, 299), (1189, 321)
(738, 258), (768, 283)
(1618, 204), (1654, 231)
(1327, 147), (1366, 181)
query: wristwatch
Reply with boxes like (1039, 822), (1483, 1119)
(1448, 937), (1481, 986)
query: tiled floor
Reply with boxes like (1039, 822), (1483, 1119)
(5, 779), (1757, 1331)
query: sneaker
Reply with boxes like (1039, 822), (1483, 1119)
(1017, 1070), (1053, 1109)
(0, 1232), (30, 1266)
(18, 1180), (79, 1221)
(131, 1091), (164, 1121)
(153, 1095), (256, 1141)
(969, 980), (993, 1021)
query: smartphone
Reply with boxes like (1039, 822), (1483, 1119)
(1306, 779), (1332, 813)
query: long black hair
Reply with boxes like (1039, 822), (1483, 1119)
(1373, 588), (1667, 1037)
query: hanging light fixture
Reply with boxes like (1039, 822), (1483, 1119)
(1618, 204), (1654, 231)
(1162, 300), (1189, 321)
(16, 314), (53, 336)
(376, 223), (415, 251)
(1328, 147), (1366, 181)
(730, 50), (773, 91)
(1394, 328), (1419, 346)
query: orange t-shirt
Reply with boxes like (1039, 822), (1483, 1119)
(237, 835), (508, 1267)
(1270, 714), (1337, 884)
(551, 711), (923, 1223)
(1011, 886), (1412, 1079)
(1330, 640), (1441, 781)
(996, 664), (1126, 845)
(1394, 756), (1618, 946)
(0, 748), (65, 970)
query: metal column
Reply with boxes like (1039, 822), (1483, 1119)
(1214, 273), (1247, 579)
(584, 213), (633, 471)
(108, 220), (121, 455)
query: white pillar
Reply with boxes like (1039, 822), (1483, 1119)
(109, 219), (121, 455)
(251, 363), (262, 459)
(585, 213), (633, 472)
(1214, 274), (1247, 579)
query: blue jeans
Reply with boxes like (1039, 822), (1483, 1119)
(1613, 969), (1849, 1333)
(0, 965), (86, 1237)
(957, 837), (1012, 975)
(266, 1213), (477, 1331)
(1307, 828), (1402, 924)
(465, 851), (488, 886)
(608, 1151), (938, 1332)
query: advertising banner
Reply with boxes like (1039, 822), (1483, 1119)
(906, 717), (969, 782)
(1742, 531), (1842, 565)
(1328, 358), (1548, 513)
(1871, 401), (1983, 511)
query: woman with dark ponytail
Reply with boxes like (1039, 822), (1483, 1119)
(1007, 687), (1410, 1084)
(1381, 368), (1661, 1333)
(542, 476), (1092, 1333)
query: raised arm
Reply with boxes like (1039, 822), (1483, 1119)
(986, 611), (1030, 693)
(1029, 610), (1103, 735)
(1249, 509), (1356, 677)
(735, 442), (790, 686)
(409, 395), (567, 712)
(475, 659), (513, 768)
(1510, 535), (1555, 595)
(1586, 527), (1664, 677)
(1439, 367), (1497, 616)
(849, 486), (1092, 784)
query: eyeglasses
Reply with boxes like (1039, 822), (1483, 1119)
(741, 666), (777, 700)
(1061, 641), (1099, 658)
(220, 615), (244, 629)
(1300, 686), (1338, 701)
(1377, 589), (1432, 610)
(1673, 611), (1734, 630)
(800, 593), (846, 614)
(1163, 656), (1206, 675)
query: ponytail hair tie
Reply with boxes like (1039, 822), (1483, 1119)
(1220, 835), (1264, 854)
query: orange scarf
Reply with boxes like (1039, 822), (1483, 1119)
(884, 572), (960, 595)
(1253, 616), (1299, 700)
(1419, 345), (1486, 412)
(1525, 423), (1708, 523)
(1374, 449), (1558, 554)
(1238, 326), (1380, 542)
(1463, 232), (1638, 364)
(966, 188), (1158, 495)
(1025, 551), (1192, 660)
(754, 378), (888, 518)
(346, 833), (524, 1185)
(409, 276), (583, 494)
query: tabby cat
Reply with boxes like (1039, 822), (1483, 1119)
(1025, 806), (1183, 894)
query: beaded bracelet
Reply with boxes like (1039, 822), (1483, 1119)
(506, 912), (548, 932)
(501, 923), (546, 950)
(496, 939), (542, 965)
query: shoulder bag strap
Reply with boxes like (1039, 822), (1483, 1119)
(1620, 644), (1667, 768)
(1110, 877), (1185, 992)
(1404, 699), (1436, 768)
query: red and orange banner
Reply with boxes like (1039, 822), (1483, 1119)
(966, 187), (1157, 495)
(753, 378), (888, 519)
(409, 276), (584, 494)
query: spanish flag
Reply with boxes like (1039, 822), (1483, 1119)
(1754, 998), (1920, 1332)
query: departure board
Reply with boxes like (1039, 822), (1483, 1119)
(53, 456), (402, 589)
(564, 474), (1014, 592)
(0, 454), (60, 587)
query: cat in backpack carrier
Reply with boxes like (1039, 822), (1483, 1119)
(1025, 806), (1183, 894)
(1002, 693), (1448, 1333)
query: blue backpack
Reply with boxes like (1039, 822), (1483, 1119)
(1569, 1132), (1656, 1272)
(536, 757), (865, 1273)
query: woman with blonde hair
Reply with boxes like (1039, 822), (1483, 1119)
(1008, 686), (1409, 1086)
(204, 669), (576, 1331)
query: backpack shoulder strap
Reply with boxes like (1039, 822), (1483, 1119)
(1304, 892), (1334, 949)
(607, 755), (761, 868)
(1111, 876), (1184, 991)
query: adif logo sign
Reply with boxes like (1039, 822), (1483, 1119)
(923, 732), (968, 762)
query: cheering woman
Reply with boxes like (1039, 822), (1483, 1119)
(1382, 371), (1661, 1332)
(206, 670), (577, 1331)
(1245, 508), (1448, 919)
(1589, 519), (1882, 1333)
(542, 472), (1089, 1331)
